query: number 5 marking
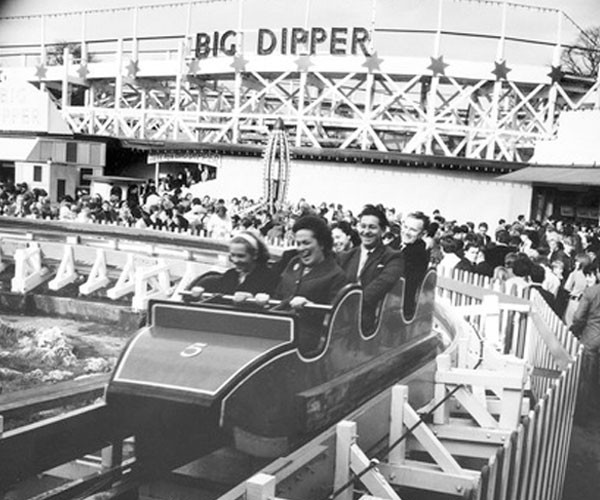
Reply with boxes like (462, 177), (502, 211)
(180, 342), (208, 358)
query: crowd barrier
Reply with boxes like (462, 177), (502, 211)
(436, 267), (581, 500)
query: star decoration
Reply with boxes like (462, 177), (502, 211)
(295, 55), (313, 73)
(126, 59), (139, 79)
(362, 52), (384, 73)
(547, 65), (563, 84)
(34, 63), (47, 80)
(230, 54), (248, 72)
(186, 59), (201, 75)
(77, 63), (89, 80)
(427, 55), (449, 77)
(492, 60), (511, 81)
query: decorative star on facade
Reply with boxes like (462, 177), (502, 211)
(362, 52), (384, 73)
(186, 59), (201, 75)
(492, 60), (511, 81)
(126, 59), (139, 78)
(295, 55), (313, 73)
(548, 65), (563, 84)
(427, 55), (449, 77)
(230, 54), (248, 72)
(34, 63), (47, 80)
(77, 63), (89, 80)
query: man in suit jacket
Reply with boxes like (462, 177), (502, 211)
(338, 205), (404, 333)
(399, 212), (430, 318)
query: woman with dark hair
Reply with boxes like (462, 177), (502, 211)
(331, 220), (359, 254)
(189, 231), (278, 295)
(276, 215), (347, 308)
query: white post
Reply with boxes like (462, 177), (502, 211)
(389, 385), (408, 465)
(334, 421), (357, 500)
(246, 473), (276, 500)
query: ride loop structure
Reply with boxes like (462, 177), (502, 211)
(0, 0), (598, 162)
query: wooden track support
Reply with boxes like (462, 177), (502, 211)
(48, 245), (79, 291)
(106, 254), (136, 301)
(131, 258), (173, 311)
(170, 259), (204, 301)
(79, 249), (110, 295)
(11, 242), (51, 293)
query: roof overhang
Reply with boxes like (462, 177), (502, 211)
(498, 165), (600, 186)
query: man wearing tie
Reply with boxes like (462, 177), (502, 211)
(338, 205), (404, 333)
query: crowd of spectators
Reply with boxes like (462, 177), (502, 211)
(3, 175), (600, 408)
(4, 175), (600, 325)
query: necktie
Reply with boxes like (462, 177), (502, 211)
(357, 249), (371, 280)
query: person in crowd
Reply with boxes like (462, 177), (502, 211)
(564, 253), (593, 326)
(504, 253), (532, 295)
(485, 229), (517, 270)
(570, 263), (600, 419)
(189, 231), (278, 296)
(338, 205), (404, 332)
(529, 264), (558, 315)
(455, 242), (480, 273)
(477, 222), (492, 248)
(331, 220), (359, 254)
(532, 248), (561, 297)
(206, 204), (232, 239)
(399, 211), (430, 318)
(436, 236), (463, 276)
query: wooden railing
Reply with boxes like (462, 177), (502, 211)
(436, 267), (581, 500)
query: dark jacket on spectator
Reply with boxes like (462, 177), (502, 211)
(399, 239), (429, 318)
(338, 243), (404, 332)
(276, 255), (347, 305)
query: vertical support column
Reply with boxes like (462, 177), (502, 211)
(80, 10), (87, 63)
(174, 40), (184, 140)
(39, 14), (46, 92)
(482, 294), (501, 348)
(425, 0), (443, 155)
(232, 0), (245, 144)
(115, 38), (124, 137)
(296, 71), (307, 147)
(132, 6), (139, 61)
(389, 385), (408, 465)
(545, 10), (562, 133)
(334, 421), (357, 500)
(361, 72), (374, 150)
(62, 47), (70, 110)
(434, 353), (451, 424)
(486, 0), (508, 160)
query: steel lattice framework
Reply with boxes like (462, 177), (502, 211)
(1, 0), (599, 162)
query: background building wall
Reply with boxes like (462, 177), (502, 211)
(191, 155), (531, 226)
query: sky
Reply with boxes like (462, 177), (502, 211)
(0, 0), (598, 25)
(0, 0), (597, 60)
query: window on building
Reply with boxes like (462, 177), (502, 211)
(33, 165), (42, 182)
(66, 142), (78, 163)
(57, 179), (66, 201)
(79, 168), (93, 187)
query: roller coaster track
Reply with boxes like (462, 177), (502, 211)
(0, 217), (582, 500)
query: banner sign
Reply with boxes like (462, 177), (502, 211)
(195, 27), (372, 59)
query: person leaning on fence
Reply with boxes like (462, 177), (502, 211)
(570, 263), (600, 419)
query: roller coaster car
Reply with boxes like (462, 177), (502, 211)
(106, 270), (441, 469)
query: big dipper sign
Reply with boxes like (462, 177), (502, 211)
(195, 27), (372, 58)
